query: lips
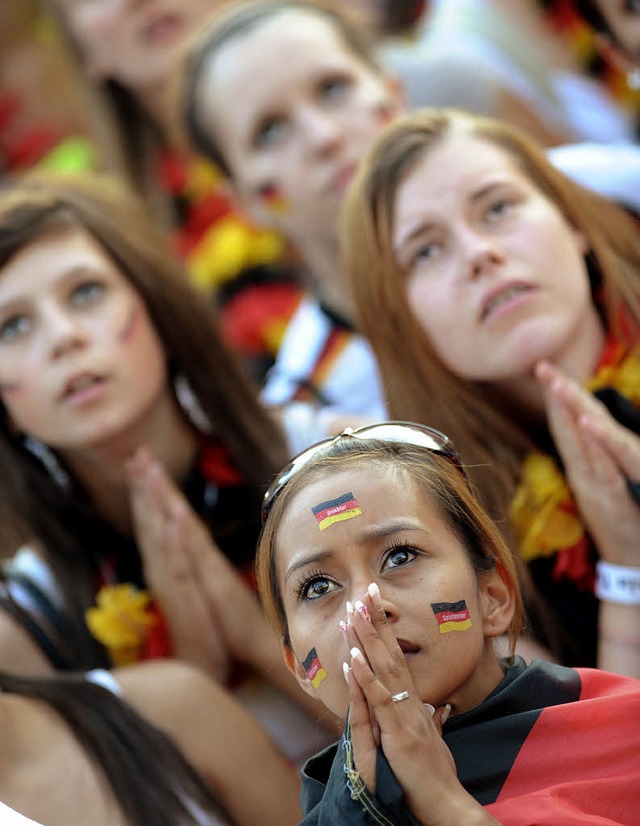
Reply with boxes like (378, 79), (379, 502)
(479, 281), (535, 323)
(60, 372), (106, 403)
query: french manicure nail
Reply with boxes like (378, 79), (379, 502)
(346, 601), (354, 625)
(350, 646), (364, 662)
(354, 599), (369, 620)
(367, 581), (381, 609)
(343, 662), (350, 683)
(339, 620), (348, 640)
(441, 703), (452, 725)
(423, 703), (435, 717)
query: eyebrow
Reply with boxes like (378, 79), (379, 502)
(393, 180), (509, 255)
(283, 521), (430, 582)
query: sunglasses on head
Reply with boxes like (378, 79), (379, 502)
(261, 420), (467, 525)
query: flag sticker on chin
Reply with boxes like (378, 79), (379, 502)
(302, 647), (327, 689)
(432, 600), (472, 634)
(312, 491), (362, 531)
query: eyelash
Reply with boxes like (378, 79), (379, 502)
(295, 567), (329, 601)
(294, 543), (419, 601)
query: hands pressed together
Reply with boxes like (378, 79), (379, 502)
(341, 583), (496, 825)
(536, 360), (640, 567)
(124, 447), (274, 684)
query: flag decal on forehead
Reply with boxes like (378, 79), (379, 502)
(312, 491), (362, 531)
(302, 647), (327, 689)
(432, 600), (472, 633)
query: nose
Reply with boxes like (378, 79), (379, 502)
(297, 105), (344, 157)
(46, 307), (86, 360)
(458, 226), (505, 281)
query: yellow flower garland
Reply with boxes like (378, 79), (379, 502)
(510, 345), (640, 567)
(86, 584), (156, 666)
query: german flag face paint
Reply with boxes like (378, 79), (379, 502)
(311, 491), (362, 531)
(256, 182), (289, 214)
(302, 647), (327, 689)
(432, 600), (472, 634)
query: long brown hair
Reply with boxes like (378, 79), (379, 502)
(342, 108), (640, 525)
(257, 435), (523, 656)
(0, 669), (230, 825)
(0, 172), (287, 665)
(43, 0), (176, 223)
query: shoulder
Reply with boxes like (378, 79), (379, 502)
(0, 608), (54, 675)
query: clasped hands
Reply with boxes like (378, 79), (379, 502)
(341, 583), (488, 824)
(536, 360), (640, 566)
(125, 447), (270, 683)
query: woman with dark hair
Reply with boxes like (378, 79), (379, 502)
(572, 0), (640, 78)
(0, 171), (334, 766)
(342, 108), (640, 676)
(45, 0), (302, 381)
(0, 658), (302, 825)
(256, 422), (640, 824)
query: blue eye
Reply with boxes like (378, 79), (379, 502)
(319, 75), (350, 102)
(255, 117), (287, 149)
(412, 241), (440, 266)
(0, 315), (30, 343)
(71, 280), (105, 306)
(486, 199), (513, 221)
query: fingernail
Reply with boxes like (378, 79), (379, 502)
(441, 703), (452, 725)
(367, 581), (382, 609)
(354, 600), (369, 620)
(343, 662), (350, 683)
(339, 620), (348, 640)
(346, 601), (354, 625)
(423, 703), (435, 717)
(350, 646), (364, 662)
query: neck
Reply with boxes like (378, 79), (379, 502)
(59, 392), (198, 534)
(297, 234), (358, 326)
(491, 306), (607, 417)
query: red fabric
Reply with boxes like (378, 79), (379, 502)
(487, 669), (640, 824)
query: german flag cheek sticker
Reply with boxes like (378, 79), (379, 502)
(302, 647), (327, 689)
(311, 491), (362, 531)
(432, 600), (472, 634)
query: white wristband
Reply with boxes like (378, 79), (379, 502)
(595, 561), (640, 605)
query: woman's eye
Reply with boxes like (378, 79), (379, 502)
(255, 117), (287, 149)
(383, 545), (417, 570)
(410, 240), (440, 269)
(0, 314), (30, 342)
(486, 199), (513, 221)
(319, 75), (350, 102)
(298, 576), (338, 601)
(71, 280), (105, 306)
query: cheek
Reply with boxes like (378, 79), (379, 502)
(406, 279), (451, 348)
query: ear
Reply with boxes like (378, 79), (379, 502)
(283, 644), (318, 700)
(479, 565), (515, 639)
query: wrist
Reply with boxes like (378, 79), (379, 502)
(595, 561), (640, 605)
